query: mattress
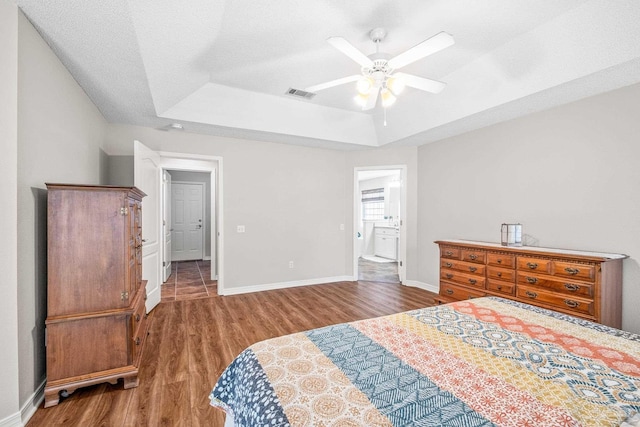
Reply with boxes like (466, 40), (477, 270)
(210, 297), (640, 426)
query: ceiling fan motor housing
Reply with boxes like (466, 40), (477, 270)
(362, 59), (393, 85)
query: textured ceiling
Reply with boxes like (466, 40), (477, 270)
(15, 0), (640, 151)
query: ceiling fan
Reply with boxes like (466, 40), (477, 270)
(305, 28), (454, 111)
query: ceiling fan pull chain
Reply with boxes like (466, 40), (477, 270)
(384, 107), (388, 127)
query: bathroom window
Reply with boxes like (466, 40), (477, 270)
(362, 188), (384, 220)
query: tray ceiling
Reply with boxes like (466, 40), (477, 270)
(15, 0), (640, 150)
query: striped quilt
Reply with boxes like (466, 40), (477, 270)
(210, 297), (640, 426)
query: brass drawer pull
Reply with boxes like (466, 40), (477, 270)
(468, 254), (478, 260)
(135, 314), (141, 322)
(525, 291), (538, 299)
(497, 259), (502, 264)
(526, 277), (538, 284)
(564, 300), (580, 308)
(469, 267), (477, 273)
(444, 262), (453, 268)
(445, 251), (454, 256)
(446, 273), (453, 279)
(497, 272), (502, 277)
(564, 267), (580, 275)
(469, 279), (477, 285)
(497, 285), (503, 291)
(526, 262), (538, 269)
(564, 283), (580, 292)
(135, 337), (141, 346)
(445, 289), (454, 295)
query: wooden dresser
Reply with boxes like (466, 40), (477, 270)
(44, 184), (149, 407)
(435, 240), (627, 328)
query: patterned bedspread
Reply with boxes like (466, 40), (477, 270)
(210, 297), (640, 426)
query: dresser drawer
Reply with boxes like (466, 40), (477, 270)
(487, 280), (515, 296)
(461, 249), (486, 264)
(517, 257), (552, 274)
(441, 270), (485, 288)
(516, 273), (593, 297)
(487, 253), (515, 268)
(487, 266), (515, 283)
(553, 261), (596, 282)
(517, 286), (594, 317)
(441, 259), (485, 275)
(441, 247), (461, 259)
(440, 283), (486, 300)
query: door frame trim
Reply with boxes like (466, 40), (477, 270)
(157, 151), (224, 294)
(353, 165), (407, 284)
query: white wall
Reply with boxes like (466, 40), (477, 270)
(0, 1), (21, 424)
(16, 9), (108, 415)
(418, 82), (640, 334)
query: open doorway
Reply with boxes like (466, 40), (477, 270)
(354, 166), (406, 284)
(134, 142), (223, 308)
(160, 168), (218, 302)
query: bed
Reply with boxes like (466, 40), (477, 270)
(210, 297), (640, 426)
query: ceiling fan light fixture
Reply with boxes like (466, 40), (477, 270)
(354, 93), (369, 107)
(356, 77), (374, 95)
(386, 76), (405, 95)
(380, 88), (396, 108)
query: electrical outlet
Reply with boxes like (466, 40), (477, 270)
(237, 225), (245, 233)
(289, 261), (294, 269)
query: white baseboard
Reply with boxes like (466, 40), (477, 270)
(221, 276), (354, 296)
(21, 379), (45, 426)
(203, 256), (211, 261)
(404, 280), (439, 294)
(0, 412), (21, 427)
(0, 378), (44, 427)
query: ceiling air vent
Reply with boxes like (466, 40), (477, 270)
(286, 87), (316, 100)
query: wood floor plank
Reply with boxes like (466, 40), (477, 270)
(27, 280), (437, 427)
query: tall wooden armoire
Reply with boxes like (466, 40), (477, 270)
(44, 184), (149, 407)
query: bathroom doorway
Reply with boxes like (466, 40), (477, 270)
(353, 166), (406, 284)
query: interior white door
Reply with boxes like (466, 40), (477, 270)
(162, 171), (172, 282)
(171, 183), (204, 261)
(134, 140), (161, 312)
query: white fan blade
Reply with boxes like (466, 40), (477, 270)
(363, 87), (379, 111)
(327, 37), (374, 68)
(305, 75), (361, 93)
(388, 32), (454, 70)
(394, 72), (446, 94)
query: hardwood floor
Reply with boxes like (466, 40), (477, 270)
(27, 280), (437, 426)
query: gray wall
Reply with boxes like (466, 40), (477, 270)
(168, 170), (212, 259)
(106, 126), (350, 289)
(0, 0), (20, 422)
(16, 8), (108, 412)
(418, 82), (640, 334)
(107, 154), (134, 186)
